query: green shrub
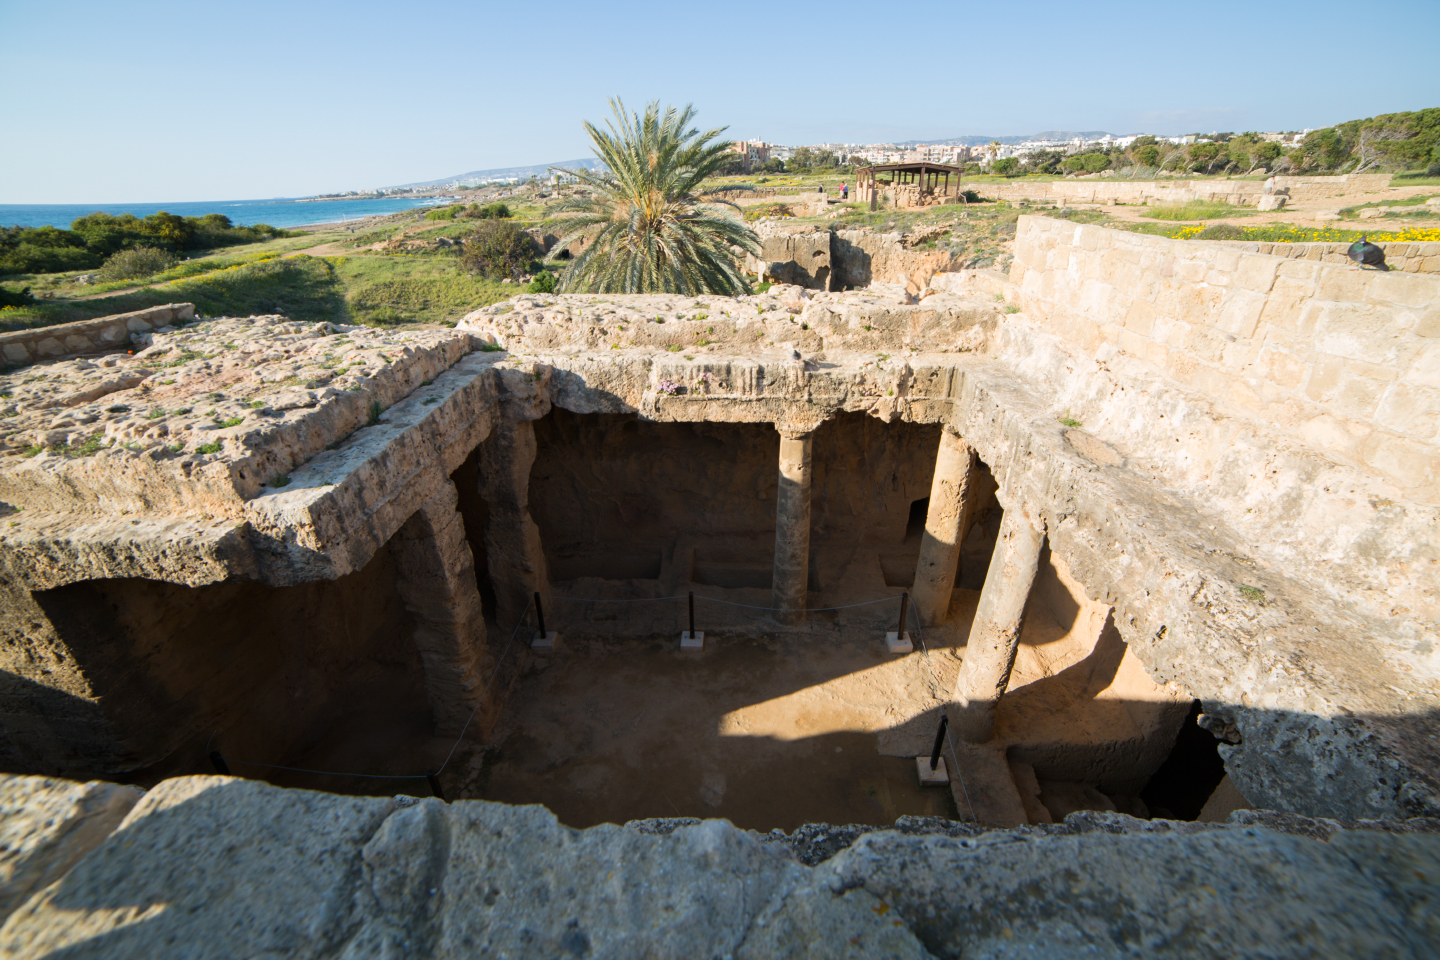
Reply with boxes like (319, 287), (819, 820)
(0, 285), (33, 308)
(459, 220), (541, 279)
(991, 158), (1019, 176)
(425, 205), (464, 221)
(1062, 153), (1111, 174)
(528, 270), (557, 294)
(467, 202), (511, 220)
(97, 246), (178, 282)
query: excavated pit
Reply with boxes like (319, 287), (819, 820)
(5, 405), (1207, 830)
(3, 216), (1436, 850)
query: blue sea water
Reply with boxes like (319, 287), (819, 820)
(0, 197), (436, 231)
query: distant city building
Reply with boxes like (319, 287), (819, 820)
(728, 140), (771, 172)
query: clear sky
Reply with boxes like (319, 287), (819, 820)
(3, 0), (1438, 204)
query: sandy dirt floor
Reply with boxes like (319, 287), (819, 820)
(463, 624), (966, 831)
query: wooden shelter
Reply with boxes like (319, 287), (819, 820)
(856, 162), (967, 211)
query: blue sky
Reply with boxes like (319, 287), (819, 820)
(3, 0), (1438, 203)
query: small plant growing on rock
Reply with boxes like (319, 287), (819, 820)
(1059, 416), (1082, 428)
(1239, 585), (1265, 603)
(217, 417), (243, 428)
(196, 441), (222, 454)
(658, 378), (682, 395)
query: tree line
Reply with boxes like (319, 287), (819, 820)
(0, 212), (296, 276)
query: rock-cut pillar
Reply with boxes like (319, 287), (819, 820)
(771, 429), (813, 625)
(911, 428), (976, 626)
(478, 416), (549, 630)
(390, 480), (490, 736)
(950, 504), (1045, 742)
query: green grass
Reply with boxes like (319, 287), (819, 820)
(1140, 200), (1252, 221)
(0, 255), (347, 331)
(338, 256), (514, 326)
(1391, 172), (1440, 187)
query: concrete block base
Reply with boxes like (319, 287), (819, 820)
(680, 631), (705, 650)
(531, 631), (558, 653)
(916, 755), (949, 785)
(886, 631), (913, 654)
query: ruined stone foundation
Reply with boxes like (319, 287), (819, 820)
(0, 216), (1436, 956)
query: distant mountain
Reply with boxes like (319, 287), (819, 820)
(392, 158), (604, 189)
(895, 131), (1118, 146)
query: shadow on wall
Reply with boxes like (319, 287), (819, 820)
(6, 545), (433, 788)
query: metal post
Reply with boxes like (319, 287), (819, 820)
(208, 751), (231, 776)
(929, 714), (948, 771)
(688, 591), (695, 638)
(534, 592), (547, 637)
(896, 591), (910, 638)
(427, 773), (447, 802)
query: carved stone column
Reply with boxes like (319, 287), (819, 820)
(911, 427), (976, 626)
(771, 429), (813, 625)
(390, 480), (489, 736)
(950, 504), (1044, 742)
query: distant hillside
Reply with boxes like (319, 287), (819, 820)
(393, 158), (604, 190)
(897, 131), (1117, 147)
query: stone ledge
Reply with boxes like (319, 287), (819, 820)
(1, 772), (1435, 959)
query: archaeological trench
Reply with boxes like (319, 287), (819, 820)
(0, 215), (1437, 957)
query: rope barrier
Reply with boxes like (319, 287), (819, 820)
(207, 587), (976, 823)
(434, 597), (534, 776)
(540, 592), (906, 613)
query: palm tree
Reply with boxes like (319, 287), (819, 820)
(548, 99), (760, 295)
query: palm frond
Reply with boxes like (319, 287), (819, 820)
(548, 98), (761, 295)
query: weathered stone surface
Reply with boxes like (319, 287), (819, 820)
(3, 774), (1438, 959)
(0, 776), (394, 959)
(816, 826), (1440, 959)
(0, 775), (141, 924)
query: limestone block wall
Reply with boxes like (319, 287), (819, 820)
(964, 174), (1392, 207)
(1217, 240), (1440, 275)
(1009, 216), (1440, 502)
(0, 304), (195, 366)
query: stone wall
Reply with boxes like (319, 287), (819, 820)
(1009, 215), (1440, 503)
(748, 223), (957, 294)
(0, 545), (428, 780)
(964, 174), (1393, 207)
(1217, 239), (1440, 275)
(528, 410), (940, 589)
(0, 303), (195, 366)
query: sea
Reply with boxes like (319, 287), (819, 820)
(0, 197), (439, 231)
